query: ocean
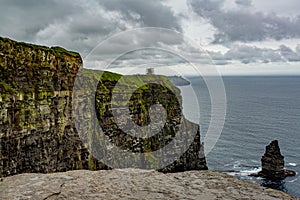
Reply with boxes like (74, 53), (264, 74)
(180, 76), (300, 198)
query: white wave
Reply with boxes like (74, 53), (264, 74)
(227, 167), (261, 177)
(288, 163), (297, 167)
(288, 176), (299, 183)
(224, 163), (232, 167)
(233, 161), (241, 169)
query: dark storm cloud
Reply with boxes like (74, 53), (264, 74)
(0, 0), (76, 41)
(87, 28), (185, 58)
(98, 0), (182, 31)
(188, 0), (300, 43)
(0, 0), (181, 55)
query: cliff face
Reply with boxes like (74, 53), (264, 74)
(0, 37), (100, 176)
(0, 37), (207, 177)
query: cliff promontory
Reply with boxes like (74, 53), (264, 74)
(0, 37), (207, 176)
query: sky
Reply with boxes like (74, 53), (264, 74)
(1, 0), (300, 75)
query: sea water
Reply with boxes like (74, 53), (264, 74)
(180, 76), (300, 198)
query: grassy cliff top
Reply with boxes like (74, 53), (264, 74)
(0, 36), (177, 95)
(83, 68), (177, 93)
(0, 36), (81, 58)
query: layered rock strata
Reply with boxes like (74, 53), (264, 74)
(0, 37), (207, 177)
(250, 140), (296, 180)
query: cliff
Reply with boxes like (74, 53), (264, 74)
(0, 169), (298, 200)
(0, 37), (94, 176)
(0, 37), (207, 177)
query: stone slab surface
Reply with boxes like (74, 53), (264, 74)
(0, 169), (298, 200)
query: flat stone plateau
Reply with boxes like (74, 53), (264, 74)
(0, 169), (298, 200)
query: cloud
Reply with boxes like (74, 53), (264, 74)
(235, 0), (252, 7)
(279, 45), (300, 62)
(1, 0), (300, 68)
(0, 0), (181, 56)
(99, 0), (181, 31)
(208, 44), (300, 64)
(0, 0), (76, 41)
(188, 0), (224, 16)
(107, 49), (186, 67)
(188, 0), (300, 43)
(34, 1), (131, 54)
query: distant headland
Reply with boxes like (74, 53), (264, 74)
(167, 76), (191, 86)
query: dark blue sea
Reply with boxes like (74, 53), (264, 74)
(180, 76), (300, 198)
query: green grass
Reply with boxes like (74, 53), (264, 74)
(86, 69), (181, 121)
(83, 68), (177, 93)
(51, 46), (80, 58)
(0, 36), (80, 59)
(0, 81), (16, 94)
(82, 69), (121, 81)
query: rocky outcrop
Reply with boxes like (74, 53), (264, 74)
(0, 169), (298, 200)
(250, 140), (296, 180)
(0, 37), (207, 177)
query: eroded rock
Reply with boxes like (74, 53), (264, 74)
(250, 140), (296, 180)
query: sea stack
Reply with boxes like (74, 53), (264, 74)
(250, 140), (296, 180)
